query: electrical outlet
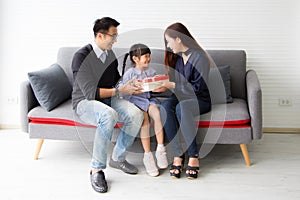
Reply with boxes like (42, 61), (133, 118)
(278, 98), (293, 106)
(7, 96), (19, 105)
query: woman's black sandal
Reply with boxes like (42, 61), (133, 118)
(185, 165), (199, 179)
(186, 155), (199, 179)
(169, 155), (185, 179)
(170, 165), (182, 179)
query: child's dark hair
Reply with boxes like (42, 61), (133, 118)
(122, 43), (151, 76)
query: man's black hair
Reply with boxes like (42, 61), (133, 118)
(93, 17), (120, 37)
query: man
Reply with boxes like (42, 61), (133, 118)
(72, 17), (143, 193)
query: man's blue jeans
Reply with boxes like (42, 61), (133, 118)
(160, 94), (211, 158)
(76, 98), (143, 170)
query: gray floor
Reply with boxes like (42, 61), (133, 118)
(0, 129), (300, 200)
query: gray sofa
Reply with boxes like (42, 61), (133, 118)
(20, 47), (262, 166)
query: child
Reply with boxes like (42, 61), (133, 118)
(120, 43), (168, 176)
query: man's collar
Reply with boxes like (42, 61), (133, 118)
(92, 43), (107, 58)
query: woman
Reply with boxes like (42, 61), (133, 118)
(154, 23), (212, 179)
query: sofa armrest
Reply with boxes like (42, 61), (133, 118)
(246, 70), (262, 140)
(20, 80), (39, 133)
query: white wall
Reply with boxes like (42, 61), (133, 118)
(0, 0), (299, 128)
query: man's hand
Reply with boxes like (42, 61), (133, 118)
(119, 80), (144, 95)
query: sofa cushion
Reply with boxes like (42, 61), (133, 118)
(199, 98), (250, 127)
(28, 100), (94, 127)
(28, 100), (123, 128)
(207, 50), (246, 100)
(28, 64), (72, 111)
(209, 65), (233, 104)
(219, 65), (233, 103)
(28, 99), (250, 129)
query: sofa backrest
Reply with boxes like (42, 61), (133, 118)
(57, 47), (246, 100)
(57, 47), (80, 85)
(57, 47), (167, 83)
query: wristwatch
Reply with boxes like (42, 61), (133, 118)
(115, 88), (119, 98)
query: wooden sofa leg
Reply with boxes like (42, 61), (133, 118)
(240, 144), (251, 166)
(34, 139), (44, 160)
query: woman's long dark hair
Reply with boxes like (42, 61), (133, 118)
(122, 43), (151, 76)
(164, 22), (205, 69)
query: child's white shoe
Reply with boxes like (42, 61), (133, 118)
(155, 145), (168, 169)
(143, 152), (159, 177)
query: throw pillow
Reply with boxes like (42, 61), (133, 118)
(208, 65), (233, 104)
(28, 64), (72, 111)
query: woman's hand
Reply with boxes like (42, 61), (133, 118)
(152, 81), (175, 92)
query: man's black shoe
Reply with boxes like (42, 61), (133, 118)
(109, 159), (138, 174)
(90, 170), (108, 193)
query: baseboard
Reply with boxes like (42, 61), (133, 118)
(263, 127), (300, 133)
(0, 124), (20, 130)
